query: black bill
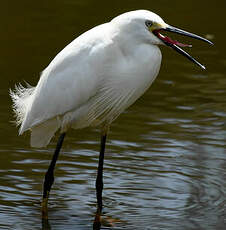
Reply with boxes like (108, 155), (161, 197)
(153, 25), (213, 69)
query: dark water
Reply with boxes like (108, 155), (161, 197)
(1, 0), (225, 229)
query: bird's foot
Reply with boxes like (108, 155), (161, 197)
(93, 211), (119, 229)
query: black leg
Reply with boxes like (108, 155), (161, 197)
(93, 133), (107, 229)
(41, 132), (66, 218)
(96, 133), (107, 212)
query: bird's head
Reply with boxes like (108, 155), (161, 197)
(111, 10), (213, 69)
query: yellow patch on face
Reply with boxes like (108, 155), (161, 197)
(149, 22), (167, 32)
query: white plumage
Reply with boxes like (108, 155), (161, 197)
(10, 10), (164, 147)
(10, 8), (212, 148)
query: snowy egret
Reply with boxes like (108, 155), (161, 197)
(10, 10), (213, 218)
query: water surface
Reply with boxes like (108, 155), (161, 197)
(0, 0), (225, 229)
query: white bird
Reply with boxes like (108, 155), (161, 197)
(10, 10), (212, 219)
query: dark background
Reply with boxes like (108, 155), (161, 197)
(0, 1), (225, 229)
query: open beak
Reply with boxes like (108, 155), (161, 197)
(153, 25), (214, 69)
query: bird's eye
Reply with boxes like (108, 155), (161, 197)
(145, 20), (153, 27)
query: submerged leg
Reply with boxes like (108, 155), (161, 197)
(41, 132), (66, 218)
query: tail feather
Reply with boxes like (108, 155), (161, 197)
(30, 118), (60, 147)
(10, 83), (61, 147)
(9, 83), (35, 134)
